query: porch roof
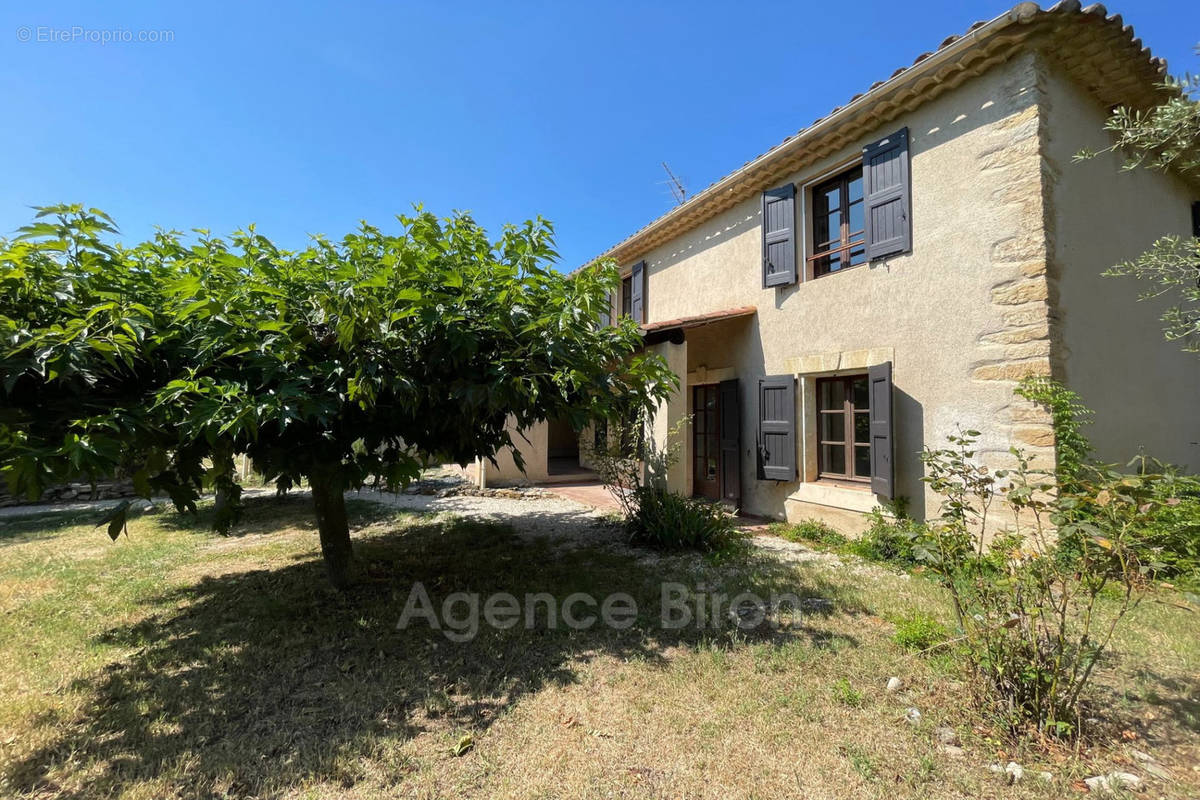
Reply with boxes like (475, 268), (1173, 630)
(641, 305), (756, 338)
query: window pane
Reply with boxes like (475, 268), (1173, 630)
(820, 412), (844, 442)
(851, 377), (869, 409)
(815, 217), (832, 248)
(826, 209), (841, 241)
(821, 185), (840, 212)
(854, 445), (871, 478)
(819, 380), (845, 411)
(848, 199), (864, 234)
(848, 244), (867, 267)
(848, 172), (863, 203)
(826, 252), (843, 273)
(854, 412), (869, 444)
(822, 444), (846, 476)
(695, 412), (705, 433)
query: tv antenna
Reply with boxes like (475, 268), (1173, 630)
(661, 162), (687, 205)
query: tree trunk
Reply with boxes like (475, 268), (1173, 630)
(310, 468), (355, 589)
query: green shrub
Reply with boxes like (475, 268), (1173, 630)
(844, 509), (926, 568)
(771, 519), (846, 547)
(918, 419), (1179, 736)
(891, 612), (949, 652)
(629, 487), (741, 552)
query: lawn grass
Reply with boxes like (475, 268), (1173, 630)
(0, 494), (1196, 799)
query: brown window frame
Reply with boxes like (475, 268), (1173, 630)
(621, 274), (632, 318)
(809, 165), (867, 278)
(815, 375), (871, 483)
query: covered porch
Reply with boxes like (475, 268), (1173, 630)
(641, 306), (757, 508)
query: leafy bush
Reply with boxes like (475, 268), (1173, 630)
(629, 487), (741, 552)
(891, 611), (949, 652)
(917, 423), (1179, 736)
(844, 508), (926, 568)
(770, 519), (846, 547)
(586, 411), (740, 553)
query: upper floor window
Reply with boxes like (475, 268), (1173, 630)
(811, 165), (867, 277)
(621, 275), (632, 317)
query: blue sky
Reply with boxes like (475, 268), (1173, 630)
(1, 1), (1196, 269)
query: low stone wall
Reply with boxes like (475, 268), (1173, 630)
(0, 479), (139, 508)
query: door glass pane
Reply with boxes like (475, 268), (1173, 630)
(821, 444), (846, 476)
(854, 412), (870, 444)
(820, 412), (844, 442)
(819, 380), (844, 410)
(854, 445), (871, 478)
(848, 244), (867, 266)
(851, 377), (869, 409)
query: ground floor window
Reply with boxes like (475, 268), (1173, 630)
(816, 375), (871, 482)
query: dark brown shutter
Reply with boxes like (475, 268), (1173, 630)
(762, 184), (796, 287)
(868, 361), (894, 498)
(757, 375), (795, 481)
(719, 378), (741, 505)
(1191, 201), (1200, 237)
(863, 128), (912, 260)
(630, 260), (645, 324)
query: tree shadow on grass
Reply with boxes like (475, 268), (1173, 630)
(4, 496), (863, 798)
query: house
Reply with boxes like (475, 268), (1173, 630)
(472, 1), (1200, 531)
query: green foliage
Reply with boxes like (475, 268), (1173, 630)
(628, 487), (742, 552)
(769, 518), (846, 547)
(891, 611), (949, 652)
(0, 204), (677, 583)
(916, 420), (1182, 736)
(1077, 53), (1200, 353)
(831, 678), (865, 708)
(1014, 376), (1092, 484)
(844, 508), (926, 569)
(586, 412), (739, 553)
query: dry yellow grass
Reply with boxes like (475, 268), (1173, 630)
(0, 494), (1195, 799)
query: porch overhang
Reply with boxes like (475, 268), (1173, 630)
(640, 305), (756, 346)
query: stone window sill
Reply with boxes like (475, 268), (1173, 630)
(787, 480), (880, 514)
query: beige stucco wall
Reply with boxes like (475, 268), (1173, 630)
(465, 417), (550, 486)
(628, 51), (1061, 527)
(1041, 69), (1200, 471)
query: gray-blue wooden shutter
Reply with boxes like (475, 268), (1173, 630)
(719, 378), (741, 505)
(757, 375), (795, 481)
(630, 261), (645, 324)
(762, 184), (796, 287)
(863, 128), (912, 260)
(868, 361), (894, 498)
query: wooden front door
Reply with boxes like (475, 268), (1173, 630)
(692, 384), (721, 500)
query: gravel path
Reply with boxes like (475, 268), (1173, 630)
(2, 482), (865, 573)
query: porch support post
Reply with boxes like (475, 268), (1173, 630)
(646, 338), (688, 494)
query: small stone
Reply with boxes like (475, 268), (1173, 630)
(1130, 749), (1155, 763)
(935, 726), (958, 745)
(904, 707), (921, 725)
(1141, 761), (1172, 782)
(1006, 762), (1025, 783)
(939, 744), (965, 758)
(1037, 771), (1054, 783)
(886, 677), (903, 693)
(1085, 773), (1145, 794)
(1109, 772), (1143, 791)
